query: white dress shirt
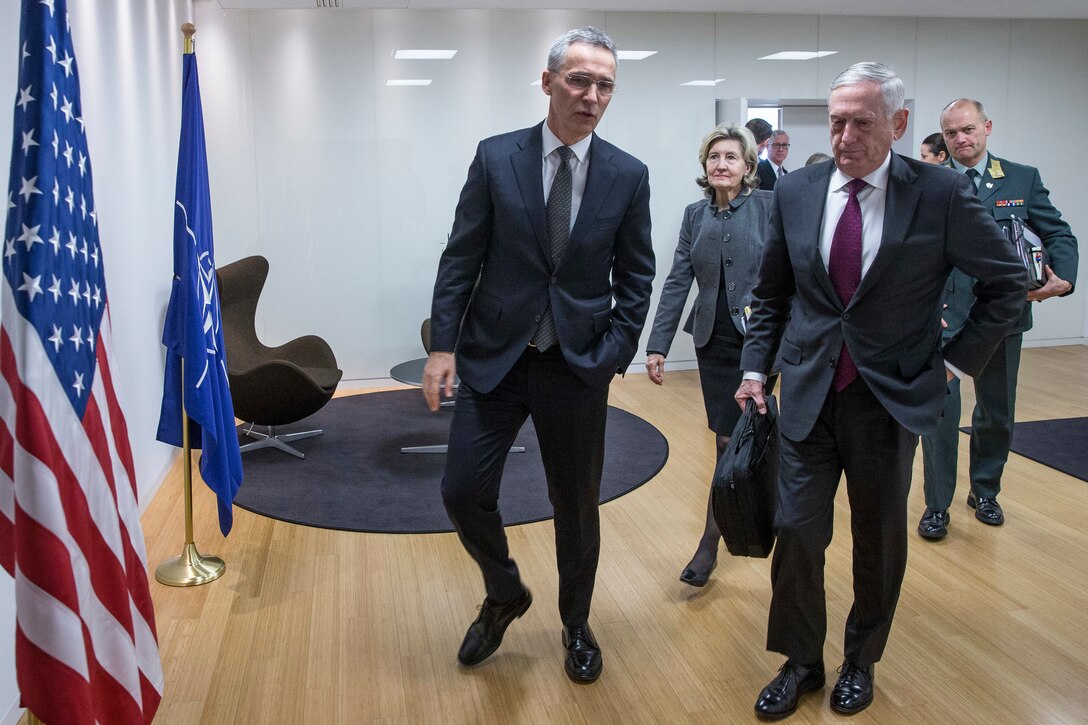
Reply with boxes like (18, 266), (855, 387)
(542, 123), (592, 233)
(819, 153), (891, 277)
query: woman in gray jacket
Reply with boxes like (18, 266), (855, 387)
(644, 124), (773, 587)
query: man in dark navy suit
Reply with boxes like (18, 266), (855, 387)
(758, 129), (791, 190)
(736, 63), (1024, 717)
(423, 27), (654, 683)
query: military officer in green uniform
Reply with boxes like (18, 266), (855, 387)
(917, 98), (1078, 541)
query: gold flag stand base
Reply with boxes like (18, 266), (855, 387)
(156, 350), (228, 588)
(156, 542), (225, 587)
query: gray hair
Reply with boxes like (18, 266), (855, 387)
(770, 129), (789, 141)
(547, 27), (618, 72)
(829, 62), (905, 119)
(942, 98), (988, 123)
(696, 124), (761, 195)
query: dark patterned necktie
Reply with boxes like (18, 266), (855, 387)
(532, 146), (573, 351)
(827, 178), (867, 392)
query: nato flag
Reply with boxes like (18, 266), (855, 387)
(156, 52), (242, 535)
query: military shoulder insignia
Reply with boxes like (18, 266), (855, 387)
(988, 159), (1005, 178)
(995, 199), (1024, 207)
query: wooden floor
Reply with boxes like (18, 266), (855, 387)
(137, 345), (1088, 724)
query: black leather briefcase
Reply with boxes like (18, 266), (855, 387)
(711, 396), (779, 558)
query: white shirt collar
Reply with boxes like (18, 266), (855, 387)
(830, 151), (893, 192)
(542, 122), (592, 164)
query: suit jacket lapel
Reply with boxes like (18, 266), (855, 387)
(566, 134), (617, 263)
(977, 153), (1003, 203)
(804, 167), (840, 304)
(853, 153), (920, 303)
(511, 123), (548, 259)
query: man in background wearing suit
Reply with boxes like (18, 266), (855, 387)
(747, 118), (774, 160)
(758, 129), (791, 190)
(917, 99), (1078, 541)
(423, 27), (655, 683)
(735, 63), (1025, 718)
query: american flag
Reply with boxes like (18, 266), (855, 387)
(0, 1), (164, 723)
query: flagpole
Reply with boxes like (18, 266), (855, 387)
(182, 21), (195, 54)
(156, 360), (226, 587)
(155, 22), (226, 587)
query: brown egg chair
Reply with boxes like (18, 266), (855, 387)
(216, 255), (342, 459)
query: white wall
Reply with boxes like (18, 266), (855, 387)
(196, 7), (1088, 380)
(0, 0), (189, 721)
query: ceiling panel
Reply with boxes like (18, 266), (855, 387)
(215, 0), (1088, 20)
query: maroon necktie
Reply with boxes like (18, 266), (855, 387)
(827, 178), (867, 392)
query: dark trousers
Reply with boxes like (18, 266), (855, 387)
(921, 333), (1022, 508)
(441, 346), (609, 628)
(767, 378), (916, 666)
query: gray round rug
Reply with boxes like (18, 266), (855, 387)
(232, 388), (669, 534)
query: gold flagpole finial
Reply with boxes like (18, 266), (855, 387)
(182, 23), (196, 55)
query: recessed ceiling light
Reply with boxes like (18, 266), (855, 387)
(386, 79), (433, 86)
(758, 51), (838, 61)
(680, 79), (725, 87)
(394, 50), (457, 60)
(617, 50), (657, 60)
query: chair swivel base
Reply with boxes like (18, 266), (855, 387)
(240, 424), (322, 459)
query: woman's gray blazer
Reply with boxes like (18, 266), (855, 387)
(646, 189), (773, 356)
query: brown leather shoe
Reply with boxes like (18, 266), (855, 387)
(457, 587), (532, 666)
(754, 660), (825, 719)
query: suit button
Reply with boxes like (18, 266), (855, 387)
(830, 358), (836, 366)
(534, 315), (542, 322)
(727, 282), (736, 291)
(551, 277), (557, 284)
(724, 258), (733, 267)
(842, 312), (850, 320)
(723, 233), (731, 242)
(731, 306), (740, 316)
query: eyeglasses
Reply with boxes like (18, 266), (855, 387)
(563, 73), (616, 97)
(771, 143), (791, 149)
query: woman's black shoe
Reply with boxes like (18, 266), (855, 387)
(679, 558), (717, 587)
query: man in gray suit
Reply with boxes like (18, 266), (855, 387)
(735, 63), (1025, 718)
(423, 27), (654, 683)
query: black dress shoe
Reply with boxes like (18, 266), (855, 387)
(830, 660), (874, 715)
(562, 623), (603, 683)
(967, 492), (1005, 526)
(754, 660), (825, 720)
(457, 587), (532, 666)
(917, 508), (949, 540)
(679, 558), (718, 587)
